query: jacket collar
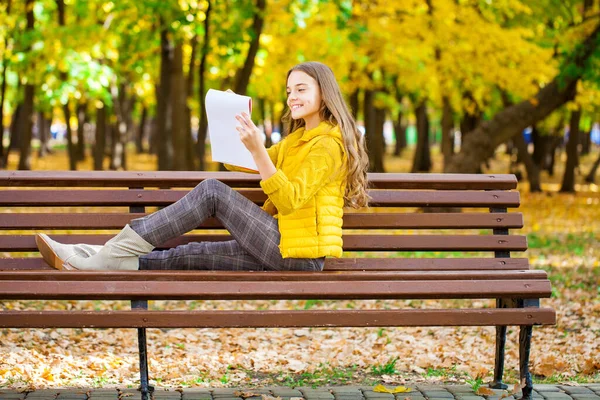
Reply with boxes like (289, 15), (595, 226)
(296, 121), (343, 143)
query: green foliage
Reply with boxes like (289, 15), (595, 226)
(371, 357), (398, 376)
(466, 375), (484, 392)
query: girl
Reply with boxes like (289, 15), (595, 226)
(36, 61), (370, 272)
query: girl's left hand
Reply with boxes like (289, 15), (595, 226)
(236, 112), (264, 155)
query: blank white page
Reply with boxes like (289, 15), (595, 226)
(205, 89), (257, 171)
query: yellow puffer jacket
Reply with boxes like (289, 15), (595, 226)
(225, 121), (347, 258)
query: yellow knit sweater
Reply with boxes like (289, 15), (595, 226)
(225, 121), (347, 258)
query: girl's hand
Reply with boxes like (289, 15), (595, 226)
(236, 112), (263, 155)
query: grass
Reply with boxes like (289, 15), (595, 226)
(371, 357), (399, 376)
(274, 363), (363, 388)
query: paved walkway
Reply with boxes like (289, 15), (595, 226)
(1, 384), (599, 400)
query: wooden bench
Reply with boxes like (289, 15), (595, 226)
(0, 171), (555, 400)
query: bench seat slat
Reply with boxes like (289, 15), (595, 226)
(0, 257), (530, 271)
(0, 171), (518, 190)
(0, 279), (552, 300)
(0, 234), (529, 252)
(0, 190), (520, 208)
(0, 308), (556, 328)
(0, 270), (547, 281)
(0, 213), (524, 229)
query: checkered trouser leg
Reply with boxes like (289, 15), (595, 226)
(130, 178), (324, 271)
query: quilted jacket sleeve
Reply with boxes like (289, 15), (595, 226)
(259, 137), (344, 216)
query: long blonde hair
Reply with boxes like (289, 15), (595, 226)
(282, 62), (370, 209)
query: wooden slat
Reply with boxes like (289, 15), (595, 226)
(0, 269), (547, 282)
(0, 257), (531, 271)
(0, 308), (556, 328)
(0, 212), (524, 229)
(0, 279), (552, 300)
(0, 190), (521, 207)
(0, 234), (528, 252)
(0, 171), (518, 190)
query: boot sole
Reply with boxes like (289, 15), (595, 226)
(35, 234), (65, 270)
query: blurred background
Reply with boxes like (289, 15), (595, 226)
(0, 0), (599, 193)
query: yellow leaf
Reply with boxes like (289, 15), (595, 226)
(41, 368), (54, 382)
(374, 385), (411, 393)
(475, 387), (496, 396)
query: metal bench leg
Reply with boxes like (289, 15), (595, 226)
(490, 298), (509, 389)
(491, 325), (508, 389)
(132, 300), (154, 400)
(137, 327), (151, 400)
(519, 325), (533, 400)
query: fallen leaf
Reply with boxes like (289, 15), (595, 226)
(261, 395), (282, 400)
(475, 387), (496, 396)
(235, 391), (259, 398)
(374, 384), (411, 393)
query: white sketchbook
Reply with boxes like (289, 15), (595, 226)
(205, 89), (258, 171)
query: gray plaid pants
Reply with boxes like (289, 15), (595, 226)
(130, 178), (325, 271)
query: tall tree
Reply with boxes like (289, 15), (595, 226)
(170, 42), (188, 171)
(196, 1), (211, 170)
(0, 0), (11, 168)
(55, 0), (77, 170)
(17, 0), (35, 170)
(412, 101), (432, 172)
(233, 0), (266, 95)
(156, 26), (173, 170)
(560, 108), (581, 193)
(446, 23), (600, 173)
(364, 89), (385, 172)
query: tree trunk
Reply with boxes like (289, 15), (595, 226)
(196, 1), (211, 170)
(441, 96), (454, 169)
(75, 103), (87, 161)
(459, 92), (481, 142)
(0, 37), (8, 167)
(393, 110), (407, 157)
(585, 151), (600, 183)
(94, 103), (106, 170)
(38, 111), (52, 158)
(412, 101), (432, 172)
(157, 27), (173, 170)
(560, 108), (581, 193)
(262, 99), (272, 147)
(0, 0), (11, 167)
(349, 89), (359, 120)
(63, 103), (77, 170)
(3, 103), (21, 167)
(136, 106), (147, 153)
(513, 131), (541, 192)
(531, 126), (547, 167)
(581, 127), (591, 156)
(446, 23), (600, 173)
(56, 0), (76, 170)
(184, 34), (198, 170)
(171, 42), (188, 171)
(364, 89), (384, 172)
(18, 0), (35, 170)
(375, 106), (386, 155)
(233, 0), (266, 95)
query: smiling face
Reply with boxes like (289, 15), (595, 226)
(286, 70), (323, 130)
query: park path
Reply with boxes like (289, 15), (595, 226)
(1, 384), (599, 400)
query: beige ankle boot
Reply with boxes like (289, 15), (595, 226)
(65, 225), (155, 270)
(36, 234), (104, 270)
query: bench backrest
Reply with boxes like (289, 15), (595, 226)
(0, 171), (527, 272)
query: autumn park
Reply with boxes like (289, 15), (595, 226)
(0, 0), (599, 399)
